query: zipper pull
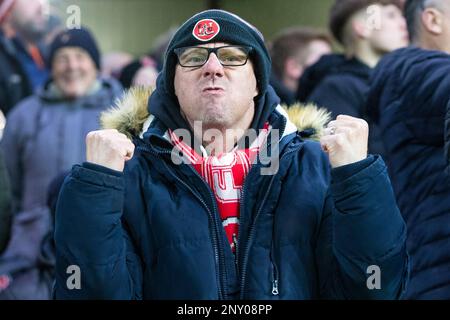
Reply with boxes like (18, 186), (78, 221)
(272, 279), (279, 296)
(232, 234), (238, 264)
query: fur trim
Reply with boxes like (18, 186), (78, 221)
(100, 86), (153, 139)
(282, 103), (331, 140)
(100, 87), (331, 141)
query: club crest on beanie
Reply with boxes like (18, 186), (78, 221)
(192, 18), (221, 41)
(162, 9), (271, 98)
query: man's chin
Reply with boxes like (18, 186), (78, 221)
(197, 117), (230, 131)
(59, 88), (86, 99)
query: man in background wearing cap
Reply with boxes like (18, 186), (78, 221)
(0, 27), (122, 299)
(0, 0), (50, 116)
(298, 0), (408, 157)
(54, 10), (407, 300)
(366, 0), (450, 299)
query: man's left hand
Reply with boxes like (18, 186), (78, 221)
(320, 115), (368, 168)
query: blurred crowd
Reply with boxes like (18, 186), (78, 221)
(0, 0), (449, 299)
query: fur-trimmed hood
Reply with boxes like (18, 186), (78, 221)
(101, 86), (331, 141)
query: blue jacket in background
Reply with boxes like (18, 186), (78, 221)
(54, 87), (408, 300)
(367, 46), (450, 299)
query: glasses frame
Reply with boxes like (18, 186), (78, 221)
(173, 45), (253, 68)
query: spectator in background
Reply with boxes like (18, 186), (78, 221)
(269, 27), (332, 105)
(298, 0), (408, 156)
(2, 0), (50, 105)
(0, 27), (122, 299)
(148, 26), (178, 71)
(367, 0), (450, 299)
(101, 51), (134, 80)
(119, 56), (159, 89)
(0, 0), (48, 115)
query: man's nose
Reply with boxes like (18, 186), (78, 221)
(65, 57), (79, 70)
(202, 53), (224, 78)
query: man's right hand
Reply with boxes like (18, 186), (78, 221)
(86, 129), (135, 172)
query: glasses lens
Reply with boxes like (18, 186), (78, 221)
(217, 46), (249, 66)
(177, 47), (208, 67)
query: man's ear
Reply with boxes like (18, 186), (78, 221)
(284, 57), (304, 80)
(422, 8), (443, 35)
(352, 18), (371, 40)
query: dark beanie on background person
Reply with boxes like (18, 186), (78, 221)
(119, 60), (142, 89)
(329, 0), (403, 44)
(48, 27), (101, 69)
(162, 9), (271, 98)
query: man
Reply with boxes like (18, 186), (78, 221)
(119, 56), (159, 89)
(55, 10), (407, 300)
(366, 0), (450, 299)
(0, 0), (49, 116)
(298, 0), (408, 156)
(269, 27), (332, 105)
(0, 27), (122, 299)
(101, 51), (134, 80)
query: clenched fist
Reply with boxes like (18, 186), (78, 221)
(320, 115), (368, 168)
(86, 129), (135, 172)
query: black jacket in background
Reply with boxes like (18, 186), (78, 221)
(0, 30), (33, 116)
(297, 54), (386, 157)
(367, 46), (450, 299)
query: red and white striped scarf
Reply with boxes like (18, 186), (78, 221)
(169, 124), (270, 253)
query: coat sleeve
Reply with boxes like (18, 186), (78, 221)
(0, 205), (52, 299)
(315, 155), (409, 299)
(0, 150), (12, 253)
(445, 99), (450, 175)
(54, 163), (143, 300)
(0, 106), (25, 215)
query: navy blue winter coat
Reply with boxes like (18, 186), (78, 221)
(367, 47), (450, 299)
(446, 99), (450, 174)
(54, 86), (408, 300)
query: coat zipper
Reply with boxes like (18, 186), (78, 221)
(239, 172), (277, 299)
(137, 145), (227, 300)
(238, 115), (289, 299)
(239, 146), (299, 299)
(270, 226), (280, 296)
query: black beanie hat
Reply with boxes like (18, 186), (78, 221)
(119, 60), (143, 89)
(48, 27), (101, 70)
(162, 9), (271, 97)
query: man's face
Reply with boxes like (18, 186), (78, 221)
(303, 40), (332, 67)
(52, 47), (98, 99)
(368, 4), (409, 53)
(10, 0), (48, 41)
(174, 42), (258, 132)
(133, 66), (159, 88)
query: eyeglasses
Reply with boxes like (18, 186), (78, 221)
(174, 45), (253, 67)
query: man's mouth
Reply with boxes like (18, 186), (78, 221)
(203, 86), (225, 94)
(64, 75), (82, 82)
